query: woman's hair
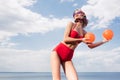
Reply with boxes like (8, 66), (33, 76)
(73, 9), (88, 28)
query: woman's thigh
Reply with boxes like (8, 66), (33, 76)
(62, 61), (78, 80)
(51, 51), (61, 80)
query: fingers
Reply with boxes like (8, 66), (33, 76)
(82, 38), (89, 41)
(102, 37), (109, 43)
(82, 38), (92, 44)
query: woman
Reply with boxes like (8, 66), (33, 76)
(51, 9), (108, 80)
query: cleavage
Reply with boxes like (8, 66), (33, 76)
(73, 27), (83, 36)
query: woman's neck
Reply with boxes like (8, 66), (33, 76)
(74, 22), (84, 36)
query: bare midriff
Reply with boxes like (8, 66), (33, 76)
(61, 41), (82, 50)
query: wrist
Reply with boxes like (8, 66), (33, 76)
(80, 38), (85, 41)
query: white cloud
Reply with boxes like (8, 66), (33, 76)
(0, 0), (71, 42)
(0, 48), (51, 72)
(17, 0), (37, 6)
(73, 3), (78, 7)
(73, 47), (120, 72)
(60, 0), (74, 3)
(1, 46), (120, 72)
(81, 0), (120, 29)
(0, 40), (17, 48)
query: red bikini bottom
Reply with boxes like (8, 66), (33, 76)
(53, 43), (74, 62)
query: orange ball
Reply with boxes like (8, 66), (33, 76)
(102, 29), (114, 40)
(85, 32), (95, 43)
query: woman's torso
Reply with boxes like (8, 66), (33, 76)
(61, 22), (85, 50)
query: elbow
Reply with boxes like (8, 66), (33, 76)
(63, 39), (67, 43)
(63, 37), (72, 44)
(88, 44), (95, 49)
(63, 38), (67, 42)
(63, 37), (68, 43)
(88, 46), (94, 49)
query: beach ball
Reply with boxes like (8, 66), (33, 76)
(102, 29), (114, 40)
(85, 32), (95, 43)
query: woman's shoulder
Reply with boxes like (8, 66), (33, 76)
(67, 21), (74, 25)
(66, 21), (75, 29)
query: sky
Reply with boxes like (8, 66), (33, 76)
(0, 0), (120, 72)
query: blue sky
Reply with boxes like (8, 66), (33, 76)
(0, 0), (120, 72)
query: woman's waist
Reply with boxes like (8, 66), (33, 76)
(61, 41), (78, 50)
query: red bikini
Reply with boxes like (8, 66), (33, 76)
(53, 25), (83, 62)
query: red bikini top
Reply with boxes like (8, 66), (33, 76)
(69, 24), (84, 38)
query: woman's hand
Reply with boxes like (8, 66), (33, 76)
(102, 37), (109, 43)
(81, 38), (92, 44)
